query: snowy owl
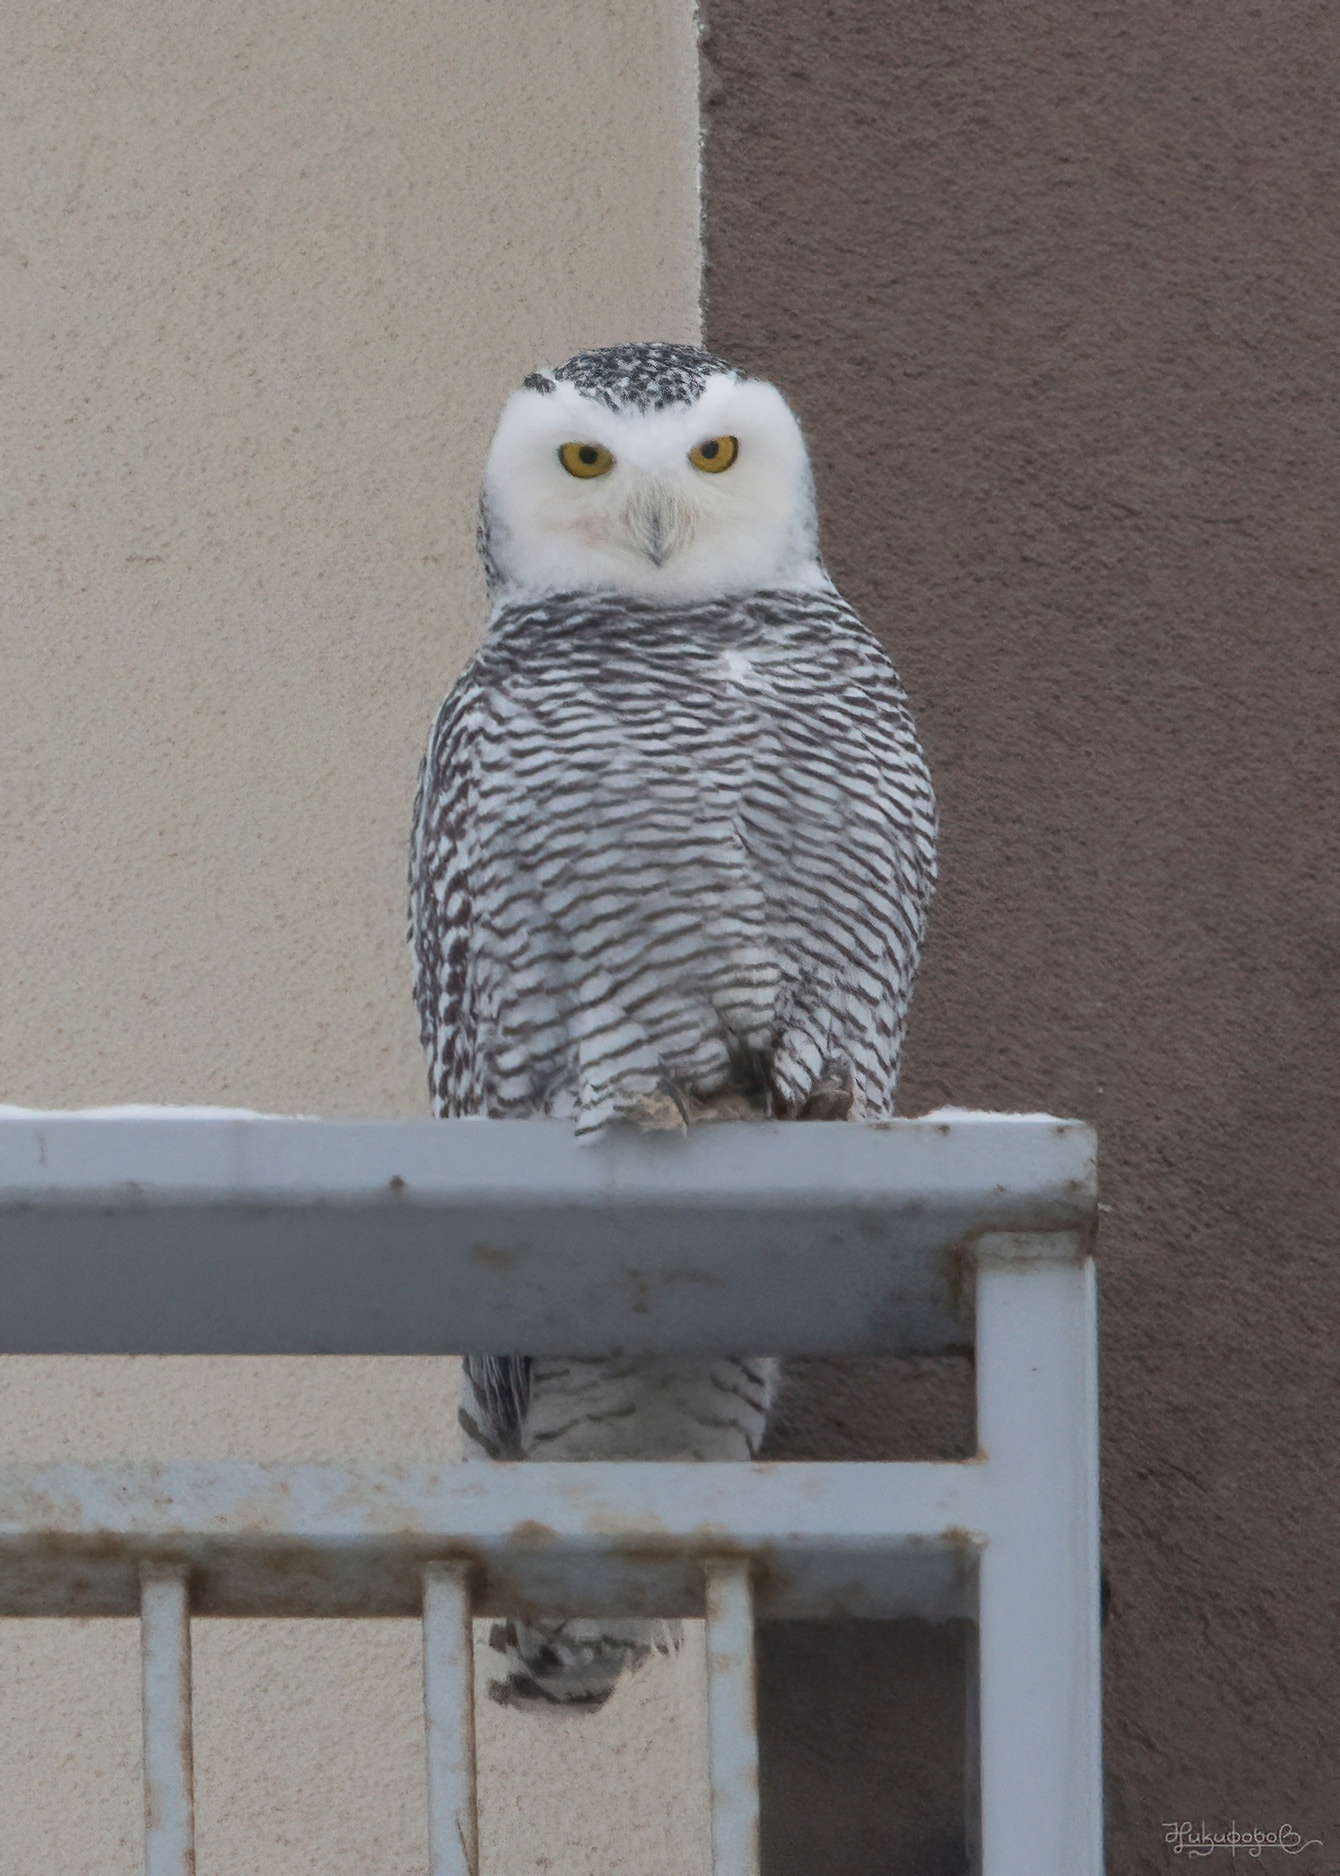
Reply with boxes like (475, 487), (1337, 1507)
(409, 342), (937, 1703)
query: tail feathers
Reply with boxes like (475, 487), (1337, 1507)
(460, 1354), (533, 1459)
(487, 1617), (682, 1709)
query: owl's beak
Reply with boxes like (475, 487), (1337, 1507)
(626, 484), (693, 568)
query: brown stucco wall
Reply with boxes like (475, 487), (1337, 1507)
(703, 2), (1340, 1869)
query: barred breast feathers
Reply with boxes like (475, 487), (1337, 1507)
(408, 584), (937, 1135)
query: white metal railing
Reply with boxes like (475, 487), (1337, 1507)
(0, 1109), (1103, 1875)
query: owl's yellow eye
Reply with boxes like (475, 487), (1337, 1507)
(688, 434), (739, 473)
(558, 441), (615, 479)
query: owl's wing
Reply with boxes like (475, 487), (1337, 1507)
(734, 597), (937, 1115)
(409, 662), (487, 1117)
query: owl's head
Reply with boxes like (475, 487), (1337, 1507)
(478, 343), (825, 605)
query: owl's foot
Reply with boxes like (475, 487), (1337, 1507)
(617, 1087), (689, 1133)
(798, 1080), (854, 1120)
(688, 1087), (770, 1123)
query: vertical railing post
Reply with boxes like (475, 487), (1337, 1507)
(423, 1562), (479, 1876)
(140, 1563), (195, 1876)
(973, 1240), (1103, 1875)
(704, 1559), (761, 1876)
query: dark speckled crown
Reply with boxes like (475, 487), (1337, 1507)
(524, 342), (739, 414)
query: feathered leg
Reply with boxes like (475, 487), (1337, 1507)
(462, 1350), (777, 1706)
(463, 1087), (781, 1708)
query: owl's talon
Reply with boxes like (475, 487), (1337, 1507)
(618, 1089), (688, 1133)
(688, 1089), (770, 1123)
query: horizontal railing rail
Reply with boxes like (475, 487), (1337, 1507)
(0, 1458), (981, 1621)
(0, 1109), (1094, 1355)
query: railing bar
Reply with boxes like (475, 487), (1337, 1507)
(423, 1563), (478, 1876)
(704, 1559), (760, 1876)
(140, 1564), (195, 1876)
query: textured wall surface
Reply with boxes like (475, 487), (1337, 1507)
(0, 3), (706, 1871)
(1, 0), (699, 1116)
(703, 1), (1340, 1868)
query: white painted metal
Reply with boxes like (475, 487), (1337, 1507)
(704, 1561), (761, 1876)
(973, 1247), (1103, 1876)
(0, 1111), (1095, 1356)
(0, 1458), (985, 1620)
(0, 1112), (1103, 1870)
(139, 1565), (195, 1876)
(422, 1564), (478, 1876)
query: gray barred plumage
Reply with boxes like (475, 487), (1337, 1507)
(408, 343), (936, 1703)
(411, 587), (935, 1134)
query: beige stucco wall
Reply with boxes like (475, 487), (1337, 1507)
(0, 2), (706, 1869)
(2, 0), (699, 1117)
